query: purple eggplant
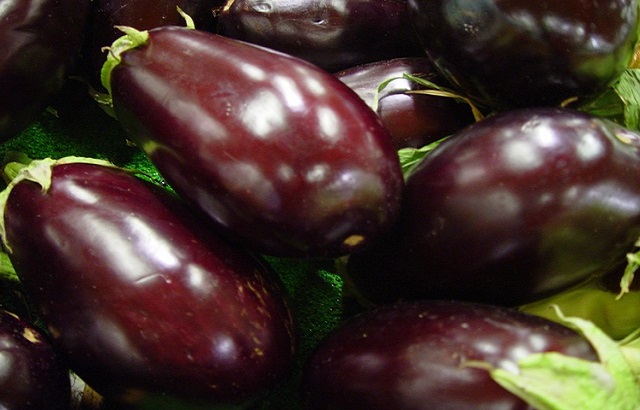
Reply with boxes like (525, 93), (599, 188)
(0, 310), (71, 410)
(105, 26), (404, 258)
(82, 0), (223, 88)
(334, 57), (476, 149)
(346, 107), (640, 306)
(0, 157), (297, 409)
(407, 0), (639, 110)
(0, 0), (90, 141)
(301, 301), (598, 410)
(301, 300), (599, 410)
(216, 0), (425, 72)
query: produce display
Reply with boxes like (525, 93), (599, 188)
(1, 0), (640, 409)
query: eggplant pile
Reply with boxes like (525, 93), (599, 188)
(1, 0), (640, 409)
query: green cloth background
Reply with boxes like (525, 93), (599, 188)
(0, 81), (352, 409)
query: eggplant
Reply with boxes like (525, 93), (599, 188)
(0, 310), (71, 410)
(0, 0), (90, 141)
(82, 0), (223, 88)
(301, 300), (599, 410)
(334, 57), (476, 149)
(407, 0), (639, 110)
(216, 0), (425, 72)
(0, 157), (297, 409)
(346, 107), (640, 306)
(105, 26), (404, 258)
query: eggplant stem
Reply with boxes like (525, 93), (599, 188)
(100, 26), (150, 95)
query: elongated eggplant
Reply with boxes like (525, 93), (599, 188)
(105, 26), (404, 258)
(0, 310), (71, 410)
(0, 0), (90, 141)
(334, 57), (476, 149)
(347, 108), (640, 306)
(216, 0), (425, 72)
(301, 300), (599, 410)
(0, 157), (297, 410)
(83, 0), (222, 88)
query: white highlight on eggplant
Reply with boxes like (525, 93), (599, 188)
(241, 89), (286, 138)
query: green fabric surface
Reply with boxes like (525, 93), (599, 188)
(0, 81), (352, 409)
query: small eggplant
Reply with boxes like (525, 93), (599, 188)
(347, 108), (640, 306)
(301, 300), (599, 410)
(0, 0), (90, 141)
(334, 57), (476, 149)
(0, 157), (297, 409)
(104, 26), (404, 258)
(216, 0), (425, 72)
(0, 310), (71, 410)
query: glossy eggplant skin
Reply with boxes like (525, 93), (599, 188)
(301, 300), (598, 410)
(110, 27), (404, 258)
(83, 0), (222, 88)
(408, 0), (639, 110)
(347, 108), (640, 306)
(334, 57), (476, 149)
(2, 162), (297, 409)
(216, 0), (424, 72)
(0, 310), (71, 410)
(0, 0), (90, 141)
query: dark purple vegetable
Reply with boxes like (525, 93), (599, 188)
(0, 310), (70, 410)
(301, 300), (598, 410)
(347, 108), (640, 306)
(334, 57), (476, 149)
(407, 0), (639, 109)
(107, 26), (404, 258)
(216, 0), (425, 72)
(82, 0), (222, 88)
(0, 158), (297, 409)
(0, 0), (90, 141)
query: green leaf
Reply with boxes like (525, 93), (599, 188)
(580, 88), (625, 121)
(612, 69), (640, 131)
(618, 245), (640, 299)
(0, 251), (17, 283)
(371, 75), (405, 112)
(519, 279), (640, 341)
(397, 138), (447, 179)
(486, 306), (640, 410)
(583, 68), (640, 131)
(402, 74), (486, 121)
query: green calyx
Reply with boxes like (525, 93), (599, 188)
(100, 26), (150, 96)
(0, 156), (115, 253)
(99, 6), (196, 97)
